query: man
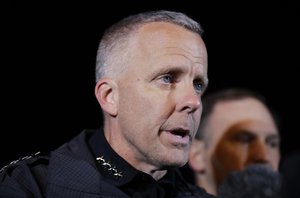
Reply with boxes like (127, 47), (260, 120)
(0, 10), (214, 197)
(188, 88), (281, 195)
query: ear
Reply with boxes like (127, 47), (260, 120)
(95, 78), (118, 116)
(189, 140), (206, 174)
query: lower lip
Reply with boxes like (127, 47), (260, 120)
(165, 131), (190, 146)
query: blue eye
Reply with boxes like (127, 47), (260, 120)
(194, 81), (203, 92)
(161, 74), (174, 84)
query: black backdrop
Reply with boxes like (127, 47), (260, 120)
(2, 1), (299, 169)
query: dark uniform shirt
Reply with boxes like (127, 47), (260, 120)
(0, 128), (215, 198)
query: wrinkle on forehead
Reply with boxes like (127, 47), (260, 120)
(135, 22), (206, 59)
(165, 47), (206, 60)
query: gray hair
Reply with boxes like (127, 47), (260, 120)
(95, 10), (204, 82)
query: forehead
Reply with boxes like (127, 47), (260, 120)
(214, 98), (275, 123)
(206, 98), (278, 142)
(135, 22), (206, 57)
(125, 22), (207, 72)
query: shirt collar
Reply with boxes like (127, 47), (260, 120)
(89, 127), (139, 186)
(88, 128), (179, 188)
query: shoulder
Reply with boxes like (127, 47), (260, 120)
(0, 152), (49, 196)
(0, 152), (49, 175)
(0, 152), (44, 172)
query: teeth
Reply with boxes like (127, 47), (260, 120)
(174, 134), (183, 138)
(171, 130), (186, 137)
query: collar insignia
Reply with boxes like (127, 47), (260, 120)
(96, 156), (123, 179)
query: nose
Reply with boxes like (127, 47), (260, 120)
(248, 139), (269, 165)
(176, 84), (201, 113)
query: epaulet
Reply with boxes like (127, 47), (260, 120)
(0, 151), (41, 173)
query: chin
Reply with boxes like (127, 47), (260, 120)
(159, 148), (188, 167)
(165, 157), (188, 168)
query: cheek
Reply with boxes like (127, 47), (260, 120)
(270, 151), (281, 170)
(118, 85), (161, 127)
(195, 111), (202, 127)
(119, 87), (148, 117)
(130, 83), (173, 112)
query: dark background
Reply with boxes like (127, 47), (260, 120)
(2, 1), (299, 169)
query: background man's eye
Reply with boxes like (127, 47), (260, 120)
(233, 133), (254, 143)
(267, 139), (280, 148)
(237, 136), (251, 143)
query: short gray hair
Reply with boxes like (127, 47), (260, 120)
(95, 10), (204, 82)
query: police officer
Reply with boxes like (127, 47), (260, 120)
(1, 10), (214, 198)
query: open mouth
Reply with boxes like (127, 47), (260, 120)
(165, 128), (191, 146)
(170, 128), (189, 138)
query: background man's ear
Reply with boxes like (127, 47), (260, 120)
(95, 78), (118, 116)
(189, 140), (206, 174)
